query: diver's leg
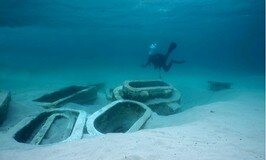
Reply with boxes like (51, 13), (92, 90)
(162, 61), (174, 72)
(162, 59), (185, 72)
(164, 42), (177, 60)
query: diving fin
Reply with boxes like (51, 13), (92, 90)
(166, 42), (177, 54)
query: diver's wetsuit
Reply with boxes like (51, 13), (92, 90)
(144, 42), (185, 72)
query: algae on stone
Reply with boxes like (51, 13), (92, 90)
(122, 80), (174, 102)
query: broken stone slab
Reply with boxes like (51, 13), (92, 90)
(0, 91), (11, 125)
(208, 81), (232, 91)
(112, 86), (124, 101)
(122, 80), (174, 102)
(86, 100), (152, 137)
(33, 85), (98, 108)
(10, 108), (87, 145)
(145, 89), (181, 116)
(110, 84), (181, 116)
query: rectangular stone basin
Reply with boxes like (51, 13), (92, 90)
(11, 109), (86, 145)
(33, 85), (97, 108)
(86, 100), (152, 136)
(122, 80), (174, 102)
(111, 82), (182, 116)
(0, 91), (11, 125)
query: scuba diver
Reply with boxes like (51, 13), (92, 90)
(143, 42), (185, 72)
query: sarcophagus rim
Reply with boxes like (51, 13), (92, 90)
(10, 108), (87, 145)
(33, 85), (97, 108)
(86, 100), (152, 136)
(122, 80), (174, 101)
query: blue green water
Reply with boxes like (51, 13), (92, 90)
(0, 0), (264, 74)
(0, 1), (265, 157)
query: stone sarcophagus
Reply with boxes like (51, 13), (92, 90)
(86, 100), (152, 136)
(11, 109), (86, 145)
(0, 91), (11, 125)
(122, 80), (174, 102)
(108, 80), (181, 116)
(33, 85), (97, 108)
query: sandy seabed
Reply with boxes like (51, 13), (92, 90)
(0, 66), (264, 160)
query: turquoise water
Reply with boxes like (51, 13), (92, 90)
(0, 0), (264, 114)
(0, 1), (265, 158)
(0, 0), (264, 73)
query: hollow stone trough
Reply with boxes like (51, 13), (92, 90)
(9, 108), (87, 145)
(86, 100), (152, 137)
(109, 80), (181, 115)
(33, 85), (98, 108)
